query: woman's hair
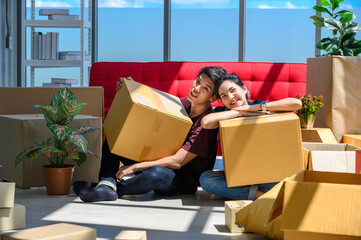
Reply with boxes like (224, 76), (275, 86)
(215, 73), (250, 99)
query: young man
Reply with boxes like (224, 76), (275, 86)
(75, 66), (226, 202)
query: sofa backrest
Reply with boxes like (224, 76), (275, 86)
(89, 61), (307, 115)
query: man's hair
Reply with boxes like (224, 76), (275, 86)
(198, 66), (227, 90)
(215, 73), (250, 99)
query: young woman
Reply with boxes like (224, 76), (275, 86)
(200, 73), (302, 200)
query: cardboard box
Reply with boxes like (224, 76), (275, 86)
(301, 128), (337, 143)
(1, 223), (96, 240)
(114, 231), (147, 240)
(0, 178), (15, 208)
(0, 204), (26, 231)
(225, 200), (252, 233)
(104, 79), (192, 161)
(0, 114), (102, 188)
(0, 87), (104, 118)
(267, 170), (361, 240)
(303, 142), (361, 174)
(342, 134), (361, 148)
(219, 113), (304, 187)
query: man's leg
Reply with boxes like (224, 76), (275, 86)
(199, 170), (257, 200)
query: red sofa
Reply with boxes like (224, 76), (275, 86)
(89, 61), (307, 155)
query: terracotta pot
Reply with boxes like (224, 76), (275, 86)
(299, 114), (315, 129)
(43, 164), (75, 195)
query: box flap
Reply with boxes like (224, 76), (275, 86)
(302, 142), (347, 151)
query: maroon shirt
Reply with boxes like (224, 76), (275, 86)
(174, 97), (218, 192)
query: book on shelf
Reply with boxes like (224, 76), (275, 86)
(46, 32), (51, 60)
(48, 14), (79, 21)
(59, 51), (88, 55)
(39, 9), (69, 16)
(51, 78), (78, 84)
(51, 32), (59, 60)
(32, 32), (59, 60)
(42, 83), (72, 87)
(42, 33), (47, 60)
(33, 32), (39, 60)
(59, 55), (91, 61)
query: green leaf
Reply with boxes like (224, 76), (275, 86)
(341, 12), (356, 24)
(324, 16), (341, 31)
(72, 126), (98, 135)
(15, 144), (41, 166)
(320, 0), (331, 7)
(341, 33), (356, 47)
(343, 47), (354, 56)
(313, 5), (332, 15)
(51, 88), (77, 107)
(330, 0), (342, 10)
(65, 151), (87, 167)
(353, 48), (361, 56)
(60, 100), (87, 125)
(350, 40), (361, 49)
(343, 22), (361, 36)
(310, 15), (325, 27)
(66, 134), (88, 152)
(33, 105), (59, 125)
(48, 124), (73, 139)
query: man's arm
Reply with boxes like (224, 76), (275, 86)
(115, 148), (196, 181)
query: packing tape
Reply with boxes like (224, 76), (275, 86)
(139, 146), (152, 160)
(151, 115), (165, 132)
(150, 90), (167, 113)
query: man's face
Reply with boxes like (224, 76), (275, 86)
(188, 73), (215, 105)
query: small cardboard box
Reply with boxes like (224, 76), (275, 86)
(267, 170), (361, 240)
(219, 113), (304, 187)
(104, 79), (192, 161)
(114, 230), (147, 240)
(301, 128), (337, 143)
(0, 114), (102, 188)
(342, 134), (361, 148)
(0, 204), (26, 231)
(225, 200), (252, 233)
(1, 223), (96, 240)
(0, 178), (15, 208)
(303, 142), (361, 174)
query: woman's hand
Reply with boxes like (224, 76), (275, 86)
(116, 76), (134, 92)
(232, 105), (270, 116)
(115, 164), (138, 181)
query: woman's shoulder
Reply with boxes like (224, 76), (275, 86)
(212, 106), (229, 113)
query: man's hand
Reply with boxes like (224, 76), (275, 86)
(115, 163), (138, 181)
(116, 76), (134, 92)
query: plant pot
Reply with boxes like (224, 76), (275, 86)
(299, 114), (315, 129)
(43, 164), (75, 195)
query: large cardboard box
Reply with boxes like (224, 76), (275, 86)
(267, 170), (361, 240)
(303, 142), (361, 174)
(104, 79), (192, 161)
(301, 128), (337, 143)
(0, 178), (15, 208)
(219, 113), (304, 187)
(0, 204), (26, 231)
(0, 114), (102, 188)
(342, 134), (361, 148)
(0, 87), (103, 118)
(114, 230), (147, 240)
(224, 200), (252, 233)
(1, 223), (96, 240)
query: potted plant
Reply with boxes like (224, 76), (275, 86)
(307, 0), (361, 141)
(15, 88), (98, 195)
(296, 94), (324, 128)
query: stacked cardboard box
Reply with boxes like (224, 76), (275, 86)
(104, 79), (192, 161)
(219, 113), (304, 187)
(0, 114), (102, 188)
(342, 134), (361, 148)
(224, 200), (252, 233)
(0, 178), (26, 231)
(267, 170), (361, 240)
(303, 142), (361, 174)
(1, 223), (96, 240)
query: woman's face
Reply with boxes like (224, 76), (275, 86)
(218, 80), (248, 109)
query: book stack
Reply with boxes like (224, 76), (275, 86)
(42, 78), (78, 87)
(33, 32), (59, 60)
(39, 8), (79, 21)
(59, 51), (91, 61)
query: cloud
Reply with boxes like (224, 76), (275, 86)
(258, 1), (307, 9)
(26, 0), (72, 7)
(98, 0), (136, 8)
(340, 4), (354, 9)
(171, 0), (231, 4)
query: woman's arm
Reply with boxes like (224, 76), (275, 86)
(232, 98), (302, 113)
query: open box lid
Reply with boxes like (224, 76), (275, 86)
(267, 170), (361, 236)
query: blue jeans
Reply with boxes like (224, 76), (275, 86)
(98, 140), (190, 196)
(199, 170), (278, 200)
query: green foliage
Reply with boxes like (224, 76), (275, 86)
(296, 94), (324, 124)
(15, 88), (98, 168)
(310, 0), (361, 56)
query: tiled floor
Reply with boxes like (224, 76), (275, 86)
(1, 187), (269, 240)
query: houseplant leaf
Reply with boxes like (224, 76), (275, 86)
(324, 16), (341, 31)
(65, 151), (87, 167)
(71, 126), (98, 135)
(60, 100), (87, 125)
(66, 134), (88, 152)
(15, 144), (41, 166)
(48, 124), (73, 140)
(310, 15), (325, 27)
(313, 5), (332, 15)
(33, 105), (59, 125)
(51, 88), (77, 107)
(320, 0), (331, 7)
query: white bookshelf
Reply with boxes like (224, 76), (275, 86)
(21, 0), (92, 87)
